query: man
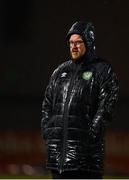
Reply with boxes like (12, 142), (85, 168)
(41, 21), (119, 179)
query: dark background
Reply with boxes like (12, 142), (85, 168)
(0, 0), (129, 176)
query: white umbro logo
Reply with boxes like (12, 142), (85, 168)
(61, 72), (67, 78)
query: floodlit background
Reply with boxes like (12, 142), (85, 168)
(0, 0), (129, 178)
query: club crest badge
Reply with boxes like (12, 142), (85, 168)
(82, 71), (93, 80)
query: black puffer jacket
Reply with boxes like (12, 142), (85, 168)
(41, 22), (119, 174)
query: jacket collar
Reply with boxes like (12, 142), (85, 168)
(71, 50), (96, 65)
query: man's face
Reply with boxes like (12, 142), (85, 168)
(69, 34), (86, 61)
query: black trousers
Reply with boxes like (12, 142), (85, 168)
(51, 170), (103, 179)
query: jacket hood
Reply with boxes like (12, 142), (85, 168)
(66, 21), (96, 52)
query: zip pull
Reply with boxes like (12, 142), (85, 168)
(59, 168), (63, 174)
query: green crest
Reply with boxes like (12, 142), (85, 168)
(82, 71), (93, 80)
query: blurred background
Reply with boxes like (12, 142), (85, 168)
(0, 0), (129, 178)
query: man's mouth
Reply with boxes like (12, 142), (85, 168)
(72, 50), (78, 53)
(72, 48), (78, 52)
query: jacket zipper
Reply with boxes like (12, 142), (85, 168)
(59, 63), (81, 173)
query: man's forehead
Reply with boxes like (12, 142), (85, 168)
(69, 34), (83, 40)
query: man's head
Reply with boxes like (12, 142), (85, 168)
(68, 34), (86, 60)
(66, 21), (95, 61)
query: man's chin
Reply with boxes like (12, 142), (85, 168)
(71, 55), (80, 61)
